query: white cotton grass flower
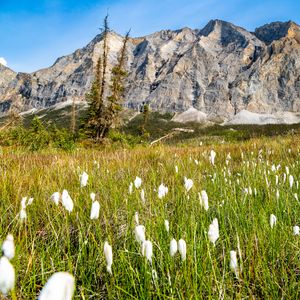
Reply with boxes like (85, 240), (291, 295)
(19, 207), (27, 221)
(229, 250), (239, 279)
(90, 201), (100, 220)
(129, 182), (133, 194)
(209, 150), (216, 166)
(134, 225), (146, 244)
(158, 184), (168, 199)
(289, 175), (294, 189)
(134, 176), (142, 189)
(21, 197), (27, 209)
(286, 166), (289, 175)
(27, 197), (34, 205)
(293, 226), (300, 236)
(0, 256), (15, 295)
(79, 171), (89, 187)
(152, 269), (158, 281)
(283, 173), (287, 183)
(1, 234), (15, 260)
(170, 238), (178, 257)
(175, 165), (178, 173)
(164, 220), (169, 233)
(270, 214), (277, 228)
(104, 242), (113, 274)
(134, 212), (139, 225)
(294, 194), (299, 201)
(61, 190), (74, 213)
(19, 197), (29, 221)
(38, 272), (75, 300)
(142, 240), (153, 263)
(276, 189), (280, 200)
(90, 192), (96, 202)
(140, 189), (145, 203)
(50, 192), (60, 206)
(178, 239), (187, 261)
(208, 218), (219, 245)
(226, 153), (231, 165)
(199, 190), (209, 211)
(248, 186), (252, 196)
(265, 177), (269, 188)
(184, 177), (193, 192)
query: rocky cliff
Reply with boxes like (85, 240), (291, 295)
(0, 20), (299, 121)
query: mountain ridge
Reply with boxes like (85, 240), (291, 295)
(0, 19), (300, 121)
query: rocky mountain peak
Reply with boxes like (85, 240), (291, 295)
(0, 19), (299, 121)
(199, 19), (262, 48)
(254, 21), (300, 44)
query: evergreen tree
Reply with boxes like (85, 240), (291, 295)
(83, 56), (102, 138)
(83, 16), (109, 141)
(100, 31), (130, 138)
(83, 16), (130, 142)
(140, 103), (150, 138)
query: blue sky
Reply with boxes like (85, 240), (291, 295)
(0, 0), (299, 72)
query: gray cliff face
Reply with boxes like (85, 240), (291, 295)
(0, 19), (300, 120)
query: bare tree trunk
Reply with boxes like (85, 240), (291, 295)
(70, 96), (76, 134)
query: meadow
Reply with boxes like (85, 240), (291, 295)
(1, 133), (300, 299)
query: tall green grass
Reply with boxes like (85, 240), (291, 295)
(0, 135), (300, 298)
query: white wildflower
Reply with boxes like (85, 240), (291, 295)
(38, 272), (75, 300)
(134, 225), (146, 244)
(104, 242), (113, 274)
(0, 256), (15, 295)
(142, 240), (153, 263)
(270, 214), (277, 228)
(1, 234), (15, 260)
(61, 190), (74, 213)
(164, 220), (169, 233)
(170, 238), (178, 257)
(208, 218), (219, 245)
(134, 176), (142, 189)
(229, 250), (239, 278)
(199, 190), (209, 211)
(158, 184), (168, 199)
(79, 171), (88, 187)
(90, 201), (100, 220)
(178, 239), (187, 261)
(184, 177), (193, 192)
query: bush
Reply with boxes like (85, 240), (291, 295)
(50, 127), (76, 151)
(0, 117), (76, 151)
(108, 130), (141, 147)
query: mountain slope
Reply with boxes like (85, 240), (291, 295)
(0, 19), (299, 121)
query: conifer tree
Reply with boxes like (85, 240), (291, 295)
(84, 16), (129, 142)
(100, 31), (130, 138)
(83, 16), (109, 140)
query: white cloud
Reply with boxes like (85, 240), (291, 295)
(0, 57), (7, 66)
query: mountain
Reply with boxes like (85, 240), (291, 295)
(0, 19), (300, 122)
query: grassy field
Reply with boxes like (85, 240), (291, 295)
(1, 134), (300, 299)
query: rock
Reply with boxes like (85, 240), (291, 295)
(225, 109), (300, 125)
(172, 107), (207, 123)
(0, 20), (300, 123)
